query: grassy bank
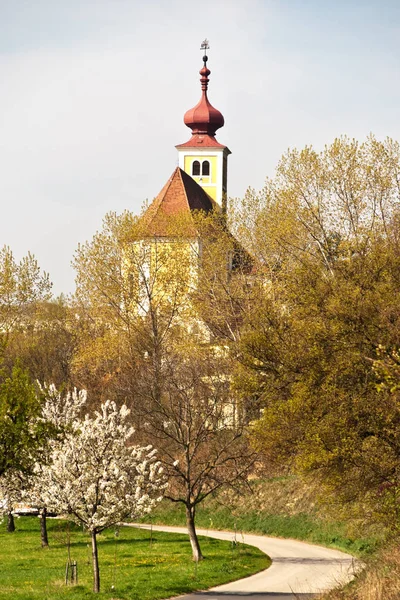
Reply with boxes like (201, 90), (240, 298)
(0, 517), (270, 600)
(320, 544), (400, 600)
(144, 502), (376, 557)
(142, 478), (384, 558)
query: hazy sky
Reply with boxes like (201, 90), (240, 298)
(1, 0), (400, 294)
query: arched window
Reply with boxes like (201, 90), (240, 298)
(202, 160), (210, 176)
(192, 160), (200, 176)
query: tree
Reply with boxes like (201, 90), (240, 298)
(4, 296), (77, 388)
(39, 400), (166, 592)
(0, 365), (49, 478)
(137, 342), (255, 561)
(0, 246), (52, 348)
(27, 384), (88, 547)
(0, 469), (25, 532)
(71, 210), (198, 406)
(233, 136), (400, 528)
(0, 382), (83, 540)
(38, 382), (87, 429)
(72, 208), (256, 561)
(191, 212), (254, 344)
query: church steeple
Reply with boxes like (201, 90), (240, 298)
(176, 41), (231, 213)
(183, 47), (225, 138)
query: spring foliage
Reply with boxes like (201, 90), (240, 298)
(233, 136), (400, 528)
(0, 366), (49, 477)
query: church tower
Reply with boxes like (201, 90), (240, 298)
(132, 43), (250, 323)
(176, 41), (231, 213)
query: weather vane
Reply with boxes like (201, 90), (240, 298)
(200, 39), (210, 63)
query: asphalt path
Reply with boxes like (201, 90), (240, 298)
(132, 524), (358, 600)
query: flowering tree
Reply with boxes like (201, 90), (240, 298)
(0, 469), (25, 532)
(39, 383), (87, 429)
(28, 384), (88, 546)
(39, 400), (166, 592)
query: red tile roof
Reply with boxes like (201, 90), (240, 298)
(138, 167), (254, 275)
(139, 167), (218, 237)
(176, 133), (229, 150)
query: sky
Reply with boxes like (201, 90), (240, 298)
(1, 0), (400, 295)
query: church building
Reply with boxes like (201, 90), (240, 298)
(129, 42), (250, 336)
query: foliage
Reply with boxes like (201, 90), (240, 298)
(25, 384), (88, 545)
(38, 383), (87, 430)
(71, 210), (198, 404)
(0, 249), (74, 396)
(191, 211), (254, 343)
(3, 297), (77, 387)
(0, 246), (52, 346)
(232, 136), (400, 529)
(0, 470), (24, 513)
(0, 366), (49, 478)
(40, 400), (165, 532)
(71, 208), (252, 402)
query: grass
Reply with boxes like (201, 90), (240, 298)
(320, 543), (400, 600)
(141, 495), (382, 558)
(0, 517), (270, 600)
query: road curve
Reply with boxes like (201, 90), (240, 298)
(132, 524), (358, 600)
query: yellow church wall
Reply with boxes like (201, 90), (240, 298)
(203, 186), (216, 201)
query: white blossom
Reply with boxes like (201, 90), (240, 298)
(26, 384), (88, 511)
(38, 400), (167, 533)
(38, 383), (87, 429)
(0, 470), (25, 516)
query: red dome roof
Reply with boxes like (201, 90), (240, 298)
(183, 58), (224, 137)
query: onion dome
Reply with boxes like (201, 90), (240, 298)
(183, 54), (224, 137)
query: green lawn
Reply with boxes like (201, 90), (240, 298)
(0, 517), (270, 600)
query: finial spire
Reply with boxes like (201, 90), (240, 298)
(200, 38), (210, 65)
(199, 38), (211, 92)
(182, 41), (224, 137)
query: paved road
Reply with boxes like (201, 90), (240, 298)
(177, 594), (315, 600)
(133, 524), (358, 600)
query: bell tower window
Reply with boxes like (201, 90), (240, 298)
(202, 161), (210, 176)
(192, 160), (200, 176)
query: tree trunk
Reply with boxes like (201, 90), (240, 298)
(7, 511), (15, 533)
(91, 529), (100, 593)
(186, 505), (203, 562)
(40, 507), (49, 547)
